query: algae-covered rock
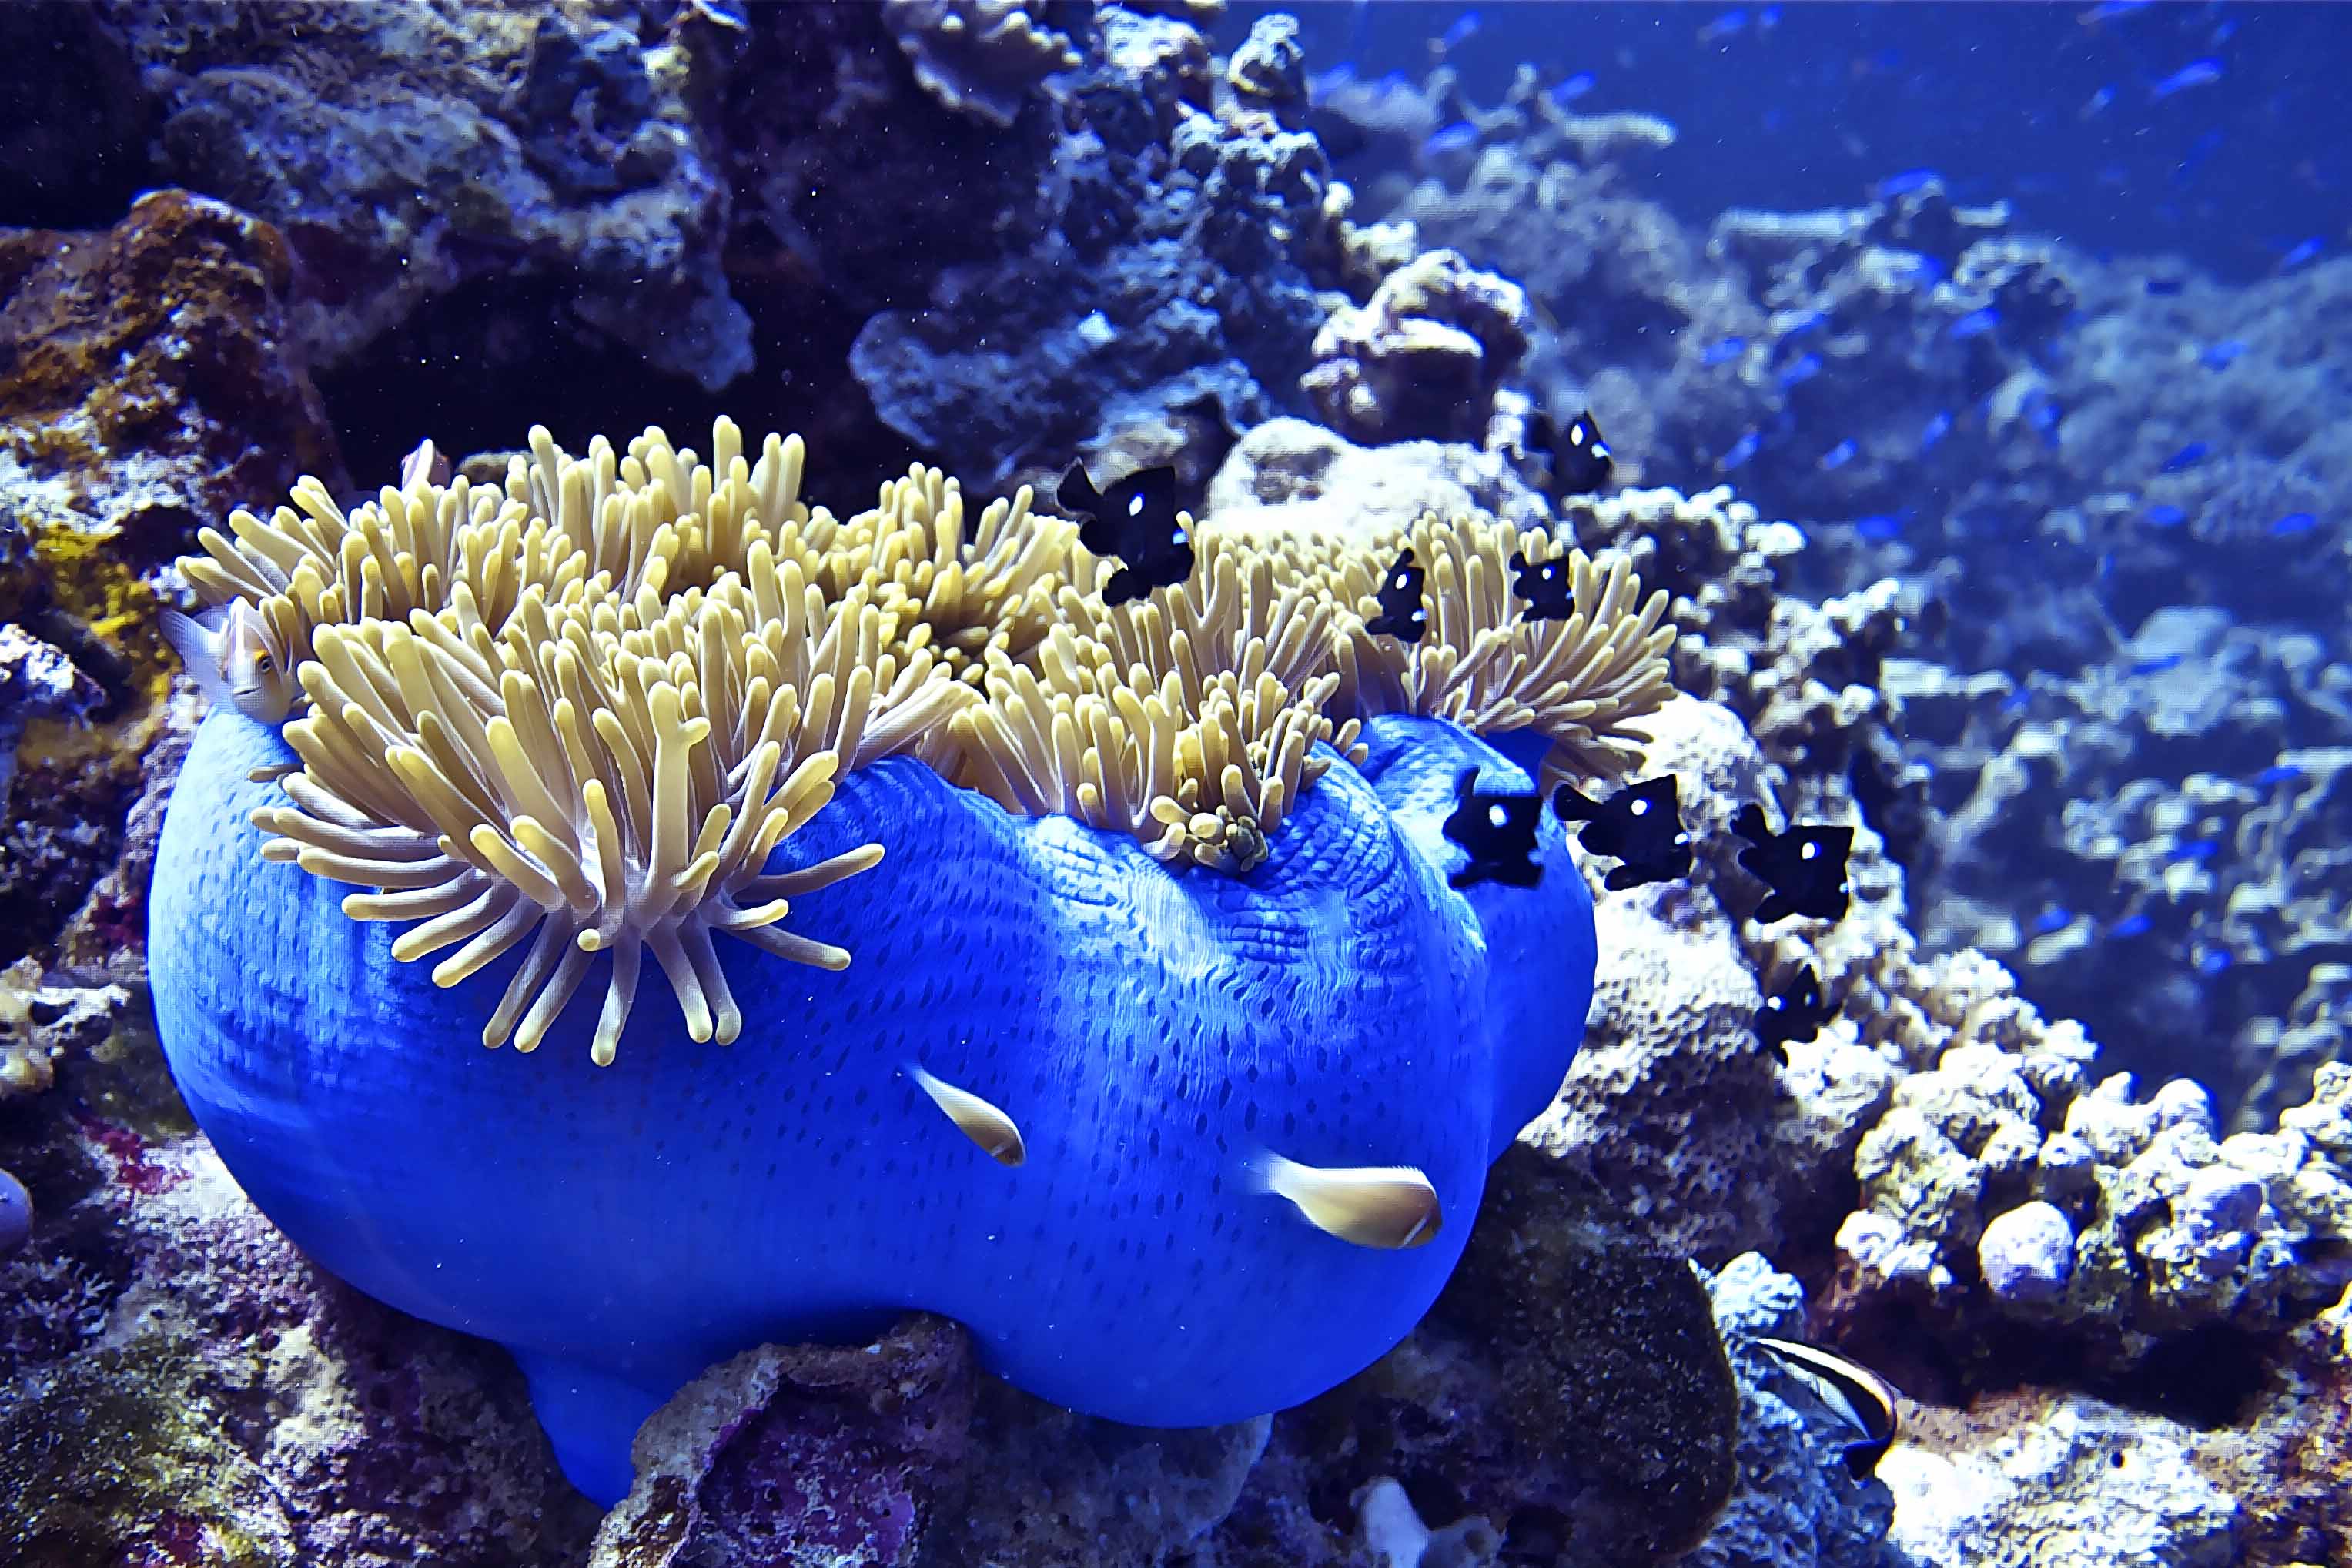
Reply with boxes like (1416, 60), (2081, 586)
(0, 1104), (597, 1567)
(591, 1316), (975, 1568)
(595, 1311), (1281, 1568)
(1275, 1144), (1741, 1564)
(0, 186), (334, 973)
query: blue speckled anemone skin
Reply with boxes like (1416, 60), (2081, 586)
(151, 707), (1596, 1505)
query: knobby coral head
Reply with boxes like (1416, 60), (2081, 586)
(148, 419), (1675, 1505)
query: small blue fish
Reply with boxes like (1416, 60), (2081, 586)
(2280, 238), (2324, 272)
(1818, 440), (1858, 471)
(1698, 8), (1749, 43)
(1423, 122), (1479, 159)
(1701, 336), (1748, 366)
(1949, 307), (2000, 340)
(1440, 11), (1480, 50)
(1779, 353), (1822, 389)
(1306, 64), (1357, 103)
(2160, 441), (2208, 473)
(2081, 85), (2116, 118)
(2174, 129), (2226, 186)
(2027, 398), (2062, 433)
(2172, 840), (2220, 863)
(2079, 0), (2150, 22)
(1721, 430), (1761, 470)
(1855, 513), (1905, 542)
(2199, 339), (2247, 369)
(2270, 511), (2318, 537)
(1999, 687), (2031, 714)
(2210, 19), (2236, 45)
(2197, 949), (2232, 977)
(1889, 251), (1948, 284)
(1759, 5), (1782, 25)
(2144, 504), (2186, 527)
(2033, 907), (2073, 934)
(2150, 59), (2223, 98)
(2130, 653), (2185, 675)
(1551, 71), (1596, 103)
(2253, 764), (2305, 787)
(1779, 309), (1830, 339)
(1873, 170), (1940, 199)
(2108, 913), (2153, 939)
(1920, 411), (1953, 452)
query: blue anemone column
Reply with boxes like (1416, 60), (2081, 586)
(150, 707), (1595, 1504)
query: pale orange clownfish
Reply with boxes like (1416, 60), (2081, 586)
(159, 599), (294, 725)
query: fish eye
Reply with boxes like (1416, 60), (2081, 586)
(255, 654), (274, 671)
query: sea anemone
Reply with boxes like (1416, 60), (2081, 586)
(149, 419), (1673, 1504)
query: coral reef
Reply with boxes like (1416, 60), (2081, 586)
(3, 5), (2348, 1561)
(590, 1316), (975, 1568)
(1841, 1055), (2350, 1349)
(1301, 248), (1531, 445)
(1898, 611), (2352, 1125)
(0, 186), (334, 969)
(89, 0), (746, 388)
(0, 1083), (597, 1566)
(879, 0), (1079, 129)
(848, 5), (1345, 487)
(1885, 1391), (2240, 1568)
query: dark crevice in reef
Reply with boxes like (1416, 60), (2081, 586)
(1824, 1277), (2294, 1436)
(0, 4), (160, 233)
(309, 262), (935, 505)
(2099, 1325), (2279, 1432)
(1851, 740), (1931, 871)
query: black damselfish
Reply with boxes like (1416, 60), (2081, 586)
(1551, 775), (1691, 889)
(1508, 550), (1579, 620)
(1442, 769), (1544, 889)
(1364, 548), (1428, 642)
(1733, 804), (1853, 924)
(1531, 406), (1614, 495)
(1057, 460), (1194, 607)
(1755, 962), (1835, 1061)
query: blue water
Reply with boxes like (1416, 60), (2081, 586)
(1241, 0), (2350, 282)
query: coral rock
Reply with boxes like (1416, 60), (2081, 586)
(591, 1317), (975, 1568)
(1977, 1199), (2076, 1306)
(880, 0), (1079, 129)
(1302, 249), (1532, 445)
(1885, 1389), (2240, 1568)
(0, 1108), (595, 1567)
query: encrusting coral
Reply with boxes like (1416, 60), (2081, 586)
(148, 416), (1675, 1506)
